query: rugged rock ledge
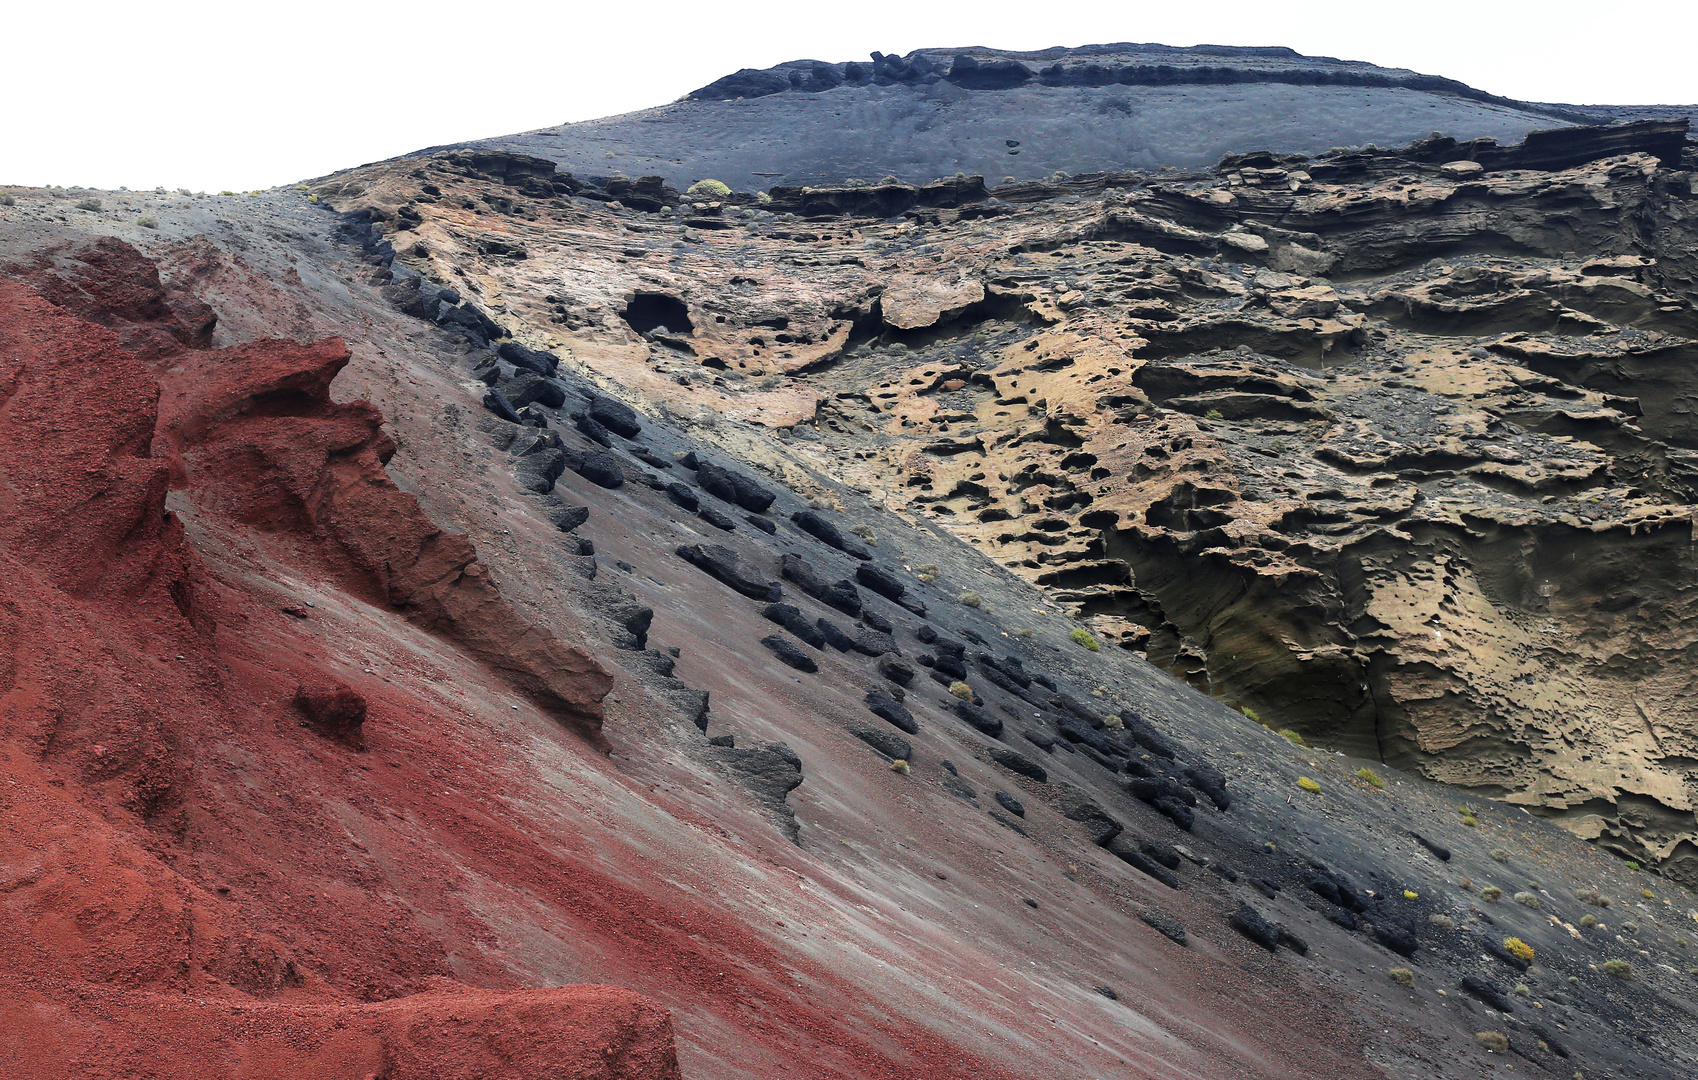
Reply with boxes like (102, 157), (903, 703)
(687, 43), (1587, 122)
(451, 45), (1684, 188)
(312, 120), (1698, 882)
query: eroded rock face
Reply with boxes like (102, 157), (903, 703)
(315, 125), (1698, 878)
(2, 239), (612, 746)
(0, 253), (666, 1072)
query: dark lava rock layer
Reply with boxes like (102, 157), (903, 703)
(460, 44), (1690, 189)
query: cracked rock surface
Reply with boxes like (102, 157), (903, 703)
(316, 120), (1698, 882)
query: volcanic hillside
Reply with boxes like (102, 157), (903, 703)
(4, 44), (1698, 1080)
(308, 116), (1698, 884)
(460, 44), (1691, 189)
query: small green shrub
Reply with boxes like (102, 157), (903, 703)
(1461, 815), (1479, 827)
(1016, 627), (1034, 639)
(1357, 767), (1384, 789)
(1277, 728), (1307, 746)
(219, 190), (236, 196)
(917, 573), (937, 584)
(136, 216), (158, 229)
(1642, 888), (1655, 899)
(889, 759), (910, 775)
(1297, 776), (1322, 794)
(685, 179), (732, 198)
(1580, 914), (1598, 928)
(1490, 848), (1510, 862)
(1388, 967), (1414, 987)
(1069, 628), (1099, 651)
(1602, 959), (1633, 980)
(75, 197), (102, 211)
(1102, 714), (1124, 730)
(1240, 706), (1260, 722)
(913, 563), (938, 575)
(848, 524), (876, 545)
(1513, 983), (1530, 996)
(1429, 914), (1456, 929)
(1480, 886), (1503, 902)
(1475, 1032), (1509, 1053)
(1504, 937), (1535, 962)
(958, 592), (982, 608)
(948, 681), (973, 701)
(1403, 890), (1419, 900)
(1513, 891), (1541, 909)
(1578, 888), (1611, 907)
(1204, 408), (1224, 420)
(1625, 860), (1641, 870)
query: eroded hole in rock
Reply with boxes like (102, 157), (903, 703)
(622, 292), (693, 336)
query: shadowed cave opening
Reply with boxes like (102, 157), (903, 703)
(621, 292), (693, 336)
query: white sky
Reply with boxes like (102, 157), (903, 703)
(3, 0), (1691, 193)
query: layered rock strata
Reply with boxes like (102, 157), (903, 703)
(315, 121), (1698, 880)
(460, 45), (1680, 187)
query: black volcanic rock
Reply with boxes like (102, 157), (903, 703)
(876, 657), (914, 687)
(464, 44), (1624, 190)
(698, 460), (776, 513)
(589, 395), (642, 437)
(866, 690), (917, 734)
(497, 340), (559, 376)
(988, 748), (1047, 782)
(850, 725), (911, 762)
(994, 791), (1026, 817)
(855, 564), (905, 601)
(763, 603), (826, 648)
(566, 448), (624, 489)
(781, 553), (863, 616)
(953, 701), (1002, 739)
(761, 633), (818, 672)
(677, 544), (782, 601)
(1228, 903), (1281, 951)
(792, 510), (871, 559)
(816, 618), (856, 652)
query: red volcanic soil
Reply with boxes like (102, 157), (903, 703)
(0, 238), (1391, 1080)
(0, 257), (661, 1077)
(0, 242), (1027, 1079)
